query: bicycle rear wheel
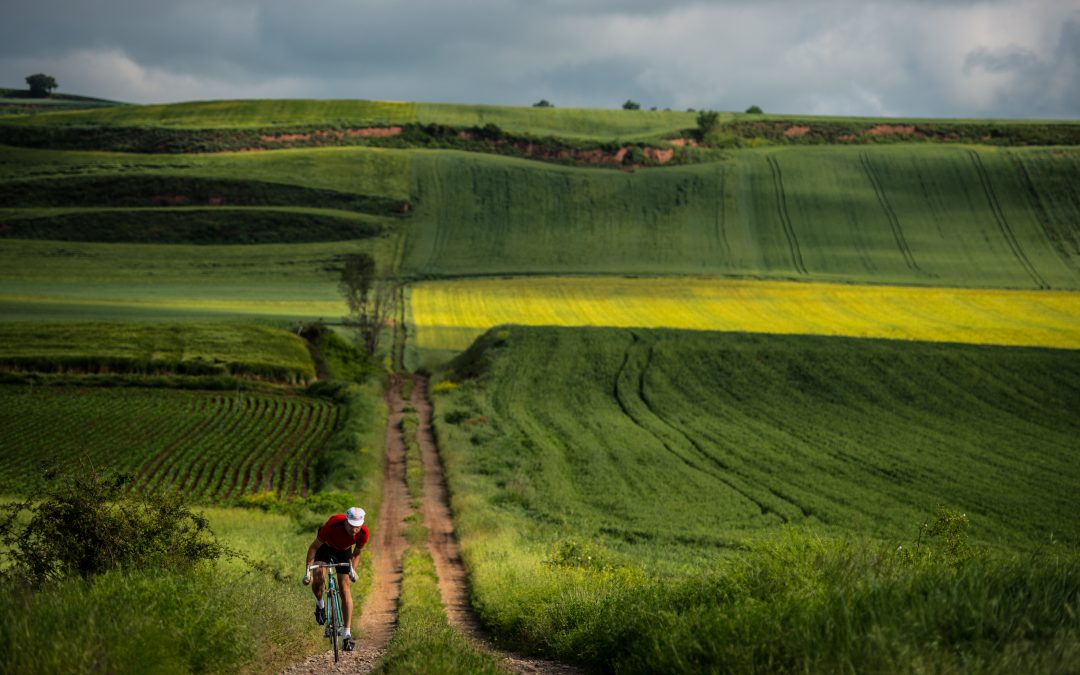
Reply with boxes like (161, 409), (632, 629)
(328, 589), (340, 662)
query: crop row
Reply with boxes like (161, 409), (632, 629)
(0, 386), (342, 501)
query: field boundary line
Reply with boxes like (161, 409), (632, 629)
(766, 155), (808, 275)
(859, 152), (920, 272)
(967, 149), (1049, 289)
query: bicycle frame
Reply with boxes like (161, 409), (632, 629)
(308, 562), (351, 661)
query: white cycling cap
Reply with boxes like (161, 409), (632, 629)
(346, 507), (366, 527)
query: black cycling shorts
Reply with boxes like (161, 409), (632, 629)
(314, 543), (352, 567)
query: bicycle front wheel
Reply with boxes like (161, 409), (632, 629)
(328, 589), (340, 662)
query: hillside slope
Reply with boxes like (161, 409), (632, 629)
(403, 146), (1080, 289)
(436, 327), (1080, 555)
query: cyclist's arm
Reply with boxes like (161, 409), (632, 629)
(350, 547), (363, 573)
(305, 536), (324, 568)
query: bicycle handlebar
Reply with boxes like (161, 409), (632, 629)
(308, 562), (352, 570)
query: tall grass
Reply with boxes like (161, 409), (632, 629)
(468, 531), (1080, 674)
(0, 568), (298, 674)
(0, 504), (323, 675)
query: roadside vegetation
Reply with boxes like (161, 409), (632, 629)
(0, 315), (384, 674)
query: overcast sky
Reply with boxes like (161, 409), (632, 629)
(2, 0), (1078, 119)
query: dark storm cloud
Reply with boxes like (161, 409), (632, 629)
(1, 0), (1077, 118)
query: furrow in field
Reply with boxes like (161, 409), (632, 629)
(967, 149), (1049, 289)
(136, 394), (221, 491)
(254, 400), (310, 497)
(177, 395), (259, 496)
(860, 152), (919, 271)
(221, 397), (293, 500)
(1009, 153), (1079, 273)
(765, 155), (807, 275)
(612, 334), (796, 522)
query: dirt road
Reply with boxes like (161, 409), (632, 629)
(281, 376), (410, 674)
(282, 374), (578, 674)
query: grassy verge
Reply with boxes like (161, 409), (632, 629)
(371, 521), (507, 675)
(0, 505), (318, 675)
(467, 530), (1080, 674)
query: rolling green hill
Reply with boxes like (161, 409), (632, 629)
(438, 327), (1080, 554)
(430, 326), (1080, 672)
(403, 145), (1080, 288)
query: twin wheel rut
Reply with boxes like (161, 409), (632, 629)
(281, 375), (578, 674)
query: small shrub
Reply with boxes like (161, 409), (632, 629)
(0, 464), (225, 584)
(444, 410), (471, 425)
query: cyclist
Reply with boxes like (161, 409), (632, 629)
(302, 506), (369, 651)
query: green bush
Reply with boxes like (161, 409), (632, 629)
(0, 466), (224, 585)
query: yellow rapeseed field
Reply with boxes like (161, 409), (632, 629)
(408, 277), (1080, 351)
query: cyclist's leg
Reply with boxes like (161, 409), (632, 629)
(338, 572), (354, 635)
(311, 565), (327, 599)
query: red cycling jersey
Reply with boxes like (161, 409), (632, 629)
(318, 514), (370, 552)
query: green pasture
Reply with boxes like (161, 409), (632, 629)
(0, 144), (412, 200)
(435, 328), (1079, 559)
(0, 98), (699, 141)
(0, 237), (377, 322)
(429, 326), (1080, 671)
(0, 322), (315, 381)
(0, 99), (419, 129)
(403, 145), (1080, 288)
(416, 101), (701, 140)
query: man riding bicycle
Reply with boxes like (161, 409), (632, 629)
(302, 506), (369, 651)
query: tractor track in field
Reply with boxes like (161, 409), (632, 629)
(612, 334), (794, 523)
(859, 152), (920, 272)
(967, 150), (1049, 290)
(282, 374), (579, 674)
(765, 155), (808, 275)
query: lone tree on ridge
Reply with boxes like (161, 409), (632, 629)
(26, 73), (58, 97)
(338, 253), (398, 356)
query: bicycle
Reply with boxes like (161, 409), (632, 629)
(307, 561), (353, 661)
